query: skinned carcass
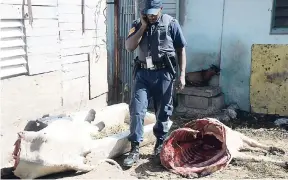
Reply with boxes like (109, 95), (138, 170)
(185, 65), (220, 87)
(160, 118), (287, 178)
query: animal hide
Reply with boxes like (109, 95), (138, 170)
(11, 103), (156, 179)
(160, 118), (287, 178)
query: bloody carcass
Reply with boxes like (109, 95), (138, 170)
(160, 118), (287, 178)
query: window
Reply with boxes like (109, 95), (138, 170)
(0, 19), (28, 79)
(271, 0), (288, 34)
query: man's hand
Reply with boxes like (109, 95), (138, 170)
(125, 14), (147, 52)
(177, 74), (185, 91)
(140, 14), (148, 29)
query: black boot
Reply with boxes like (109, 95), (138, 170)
(153, 139), (163, 164)
(123, 142), (140, 167)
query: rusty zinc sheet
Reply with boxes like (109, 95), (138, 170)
(250, 44), (288, 116)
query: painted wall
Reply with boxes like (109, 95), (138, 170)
(220, 0), (288, 111)
(180, 0), (224, 72)
(180, 0), (288, 111)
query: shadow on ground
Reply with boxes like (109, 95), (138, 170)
(171, 109), (287, 131)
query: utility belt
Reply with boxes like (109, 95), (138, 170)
(138, 61), (167, 70)
(133, 55), (177, 79)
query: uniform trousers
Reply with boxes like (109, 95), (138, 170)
(128, 67), (174, 143)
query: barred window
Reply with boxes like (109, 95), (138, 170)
(271, 0), (288, 34)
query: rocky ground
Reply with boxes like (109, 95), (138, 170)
(2, 111), (288, 179)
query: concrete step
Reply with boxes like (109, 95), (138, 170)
(178, 86), (222, 97)
(182, 93), (224, 109)
(175, 86), (225, 118)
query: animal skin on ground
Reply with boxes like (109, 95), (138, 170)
(160, 118), (287, 178)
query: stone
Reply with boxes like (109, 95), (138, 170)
(181, 94), (224, 110)
(174, 86), (225, 118)
(209, 75), (220, 86)
(174, 105), (222, 118)
(210, 94), (225, 110)
(274, 118), (288, 127)
(178, 86), (222, 97)
(184, 95), (209, 109)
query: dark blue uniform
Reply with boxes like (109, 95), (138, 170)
(127, 14), (187, 143)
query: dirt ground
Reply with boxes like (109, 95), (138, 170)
(2, 111), (288, 179)
(113, 112), (288, 180)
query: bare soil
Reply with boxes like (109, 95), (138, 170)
(2, 111), (287, 179)
(114, 112), (288, 179)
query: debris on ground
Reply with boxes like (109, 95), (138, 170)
(274, 118), (288, 130)
(92, 123), (130, 139)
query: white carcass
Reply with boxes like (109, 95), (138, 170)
(11, 103), (156, 179)
(13, 119), (98, 179)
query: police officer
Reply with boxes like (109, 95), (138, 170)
(124, 0), (187, 167)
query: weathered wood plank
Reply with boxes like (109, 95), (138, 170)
(58, 14), (82, 23)
(62, 69), (89, 81)
(0, 47), (26, 59)
(60, 37), (105, 49)
(26, 36), (59, 47)
(27, 44), (60, 55)
(1, 0), (57, 6)
(1, 19), (23, 28)
(28, 54), (60, 63)
(0, 56), (26, 68)
(0, 38), (25, 48)
(61, 54), (88, 64)
(62, 61), (89, 80)
(60, 30), (98, 40)
(60, 46), (93, 57)
(59, 22), (82, 31)
(27, 54), (61, 75)
(58, 0), (105, 7)
(25, 27), (59, 37)
(58, 4), (81, 14)
(0, 5), (22, 19)
(84, 16), (107, 30)
(59, 16), (106, 31)
(28, 57), (61, 75)
(63, 60), (88, 72)
(24, 6), (58, 19)
(58, 0), (82, 5)
(0, 65), (27, 78)
(24, 19), (58, 28)
(1, 29), (24, 38)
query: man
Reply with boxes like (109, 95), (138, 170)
(124, 0), (187, 167)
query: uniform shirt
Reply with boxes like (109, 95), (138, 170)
(127, 14), (187, 62)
